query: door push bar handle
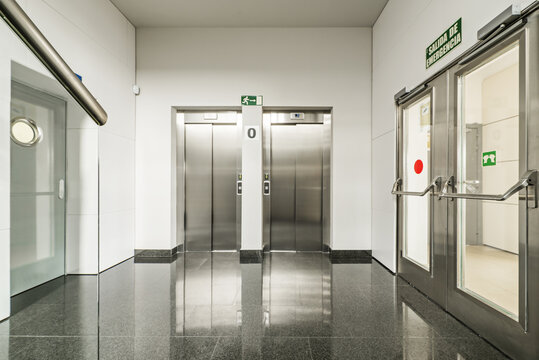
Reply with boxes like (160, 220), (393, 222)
(439, 170), (538, 208)
(391, 176), (443, 197)
(58, 179), (65, 200)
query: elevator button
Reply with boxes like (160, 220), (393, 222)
(263, 180), (270, 195)
(237, 181), (242, 195)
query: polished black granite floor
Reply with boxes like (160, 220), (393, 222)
(0, 253), (508, 359)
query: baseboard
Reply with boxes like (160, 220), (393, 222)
(329, 248), (372, 264)
(134, 246), (178, 258)
(240, 250), (263, 264)
(134, 254), (178, 264)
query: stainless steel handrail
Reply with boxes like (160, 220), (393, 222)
(0, 0), (107, 126)
(439, 170), (537, 201)
(391, 176), (442, 196)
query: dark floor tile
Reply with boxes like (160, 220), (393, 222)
(135, 336), (179, 360)
(170, 336), (218, 360)
(7, 336), (97, 360)
(211, 336), (266, 360)
(309, 337), (411, 360)
(8, 303), (98, 336)
(260, 337), (312, 360)
(2, 252), (510, 359)
(434, 337), (509, 360)
(98, 336), (134, 360)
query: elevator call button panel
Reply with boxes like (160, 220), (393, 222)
(237, 181), (242, 195)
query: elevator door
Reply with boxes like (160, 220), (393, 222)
(184, 122), (239, 251)
(212, 125), (238, 251)
(270, 124), (323, 251)
(10, 81), (66, 296)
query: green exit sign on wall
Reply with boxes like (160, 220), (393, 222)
(426, 18), (462, 69)
(482, 151), (497, 167)
(241, 95), (263, 106)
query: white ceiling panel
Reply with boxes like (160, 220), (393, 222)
(110, 0), (389, 27)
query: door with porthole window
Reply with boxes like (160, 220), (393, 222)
(10, 81), (66, 296)
(393, 74), (448, 307)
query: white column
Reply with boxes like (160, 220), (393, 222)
(241, 105), (263, 251)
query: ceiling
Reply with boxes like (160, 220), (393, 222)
(110, 0), (389, 28)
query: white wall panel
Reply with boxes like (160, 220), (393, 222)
(136, 27), (373, 251)
(0, 229), (9, 320)
(66, 214), (99, 274)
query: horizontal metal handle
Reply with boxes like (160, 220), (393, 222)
(391, 176), (442, 197)
(439, 170), (537, 202)
(0, 0), (107, 126)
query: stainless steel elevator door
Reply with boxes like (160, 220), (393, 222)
(185, 124), (212, 251)
(270, 123), (323, 251)
(270, 125), (296, 251)
(212, 125), (238, 250)
(296, 125), (323, 251)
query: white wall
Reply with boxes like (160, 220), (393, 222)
(136, 27), (372, 251)
(241, 106), (263, 250)
(371, 0), (534, 272)
(24, 0), (136, 272)
(0, 0), (135, 319)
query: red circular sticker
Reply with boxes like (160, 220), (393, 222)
(414, 160), (424, 174)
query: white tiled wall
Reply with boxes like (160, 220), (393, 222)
(371, 130), (396, 270)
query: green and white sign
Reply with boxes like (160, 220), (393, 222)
(426, 18), (462, 69)
(482, 151), (496, 167)
(241, 95), (263, 106)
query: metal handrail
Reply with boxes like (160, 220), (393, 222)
(0, 0), (107, 126)
(439, 170), (537, 201)
(391, 176), (442, 197)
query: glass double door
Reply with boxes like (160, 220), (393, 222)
(395, 18), (539, 360)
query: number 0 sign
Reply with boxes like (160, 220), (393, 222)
(245, 126), (259, 140)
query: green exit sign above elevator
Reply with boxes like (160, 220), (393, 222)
(241, 95), (263, 106)
(426, 18), (462, 69)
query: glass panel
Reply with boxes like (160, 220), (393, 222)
(402, 94), (431, 270)
(457, 43), (520, 319)
(10, 81), (66, 296)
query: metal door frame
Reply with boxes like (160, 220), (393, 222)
(444, 21), (539, 359)
(394, 76), (448, 307)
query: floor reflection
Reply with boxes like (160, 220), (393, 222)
(1, 252), (509, 359)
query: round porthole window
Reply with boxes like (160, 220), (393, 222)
(10, 117), (42, 147)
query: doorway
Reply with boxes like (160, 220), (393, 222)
(393, 15), (539, 359)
